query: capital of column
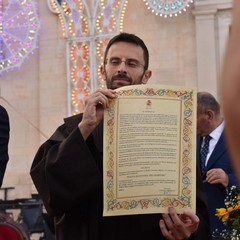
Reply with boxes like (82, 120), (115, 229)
(192, 0), (233, 97)
(192, 0), (232, 16)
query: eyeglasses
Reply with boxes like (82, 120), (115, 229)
(105, 58), (145, 69)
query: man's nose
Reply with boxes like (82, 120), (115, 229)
(117, 61), (127, 73)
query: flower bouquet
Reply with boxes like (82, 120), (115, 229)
(213, 185), (240, 240)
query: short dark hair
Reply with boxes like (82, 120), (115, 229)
(197, 92), (220, 115)
(103, 32), (149, 70)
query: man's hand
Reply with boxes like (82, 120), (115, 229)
(206, 168), (229, 187)
(159, 207), (199, 240)
(78, 89), (116, 140)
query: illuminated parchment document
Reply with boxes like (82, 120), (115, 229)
(103, 84), (196, 216)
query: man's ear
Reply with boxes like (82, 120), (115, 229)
(142, 70), (152, 84)
(100, 65), (105, 79)
(206, 110), (214, 120)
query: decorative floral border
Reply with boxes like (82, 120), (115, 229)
(104, 85), (196, 215)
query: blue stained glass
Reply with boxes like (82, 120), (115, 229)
(2, 42), (12, 59)
(171, 4), (177, 10)
(177, 1), (183, 7)
(72, 10), (79, 23)
(164, 4), (170, 11)
(104, 5), (112, 18)
(146, 0), (192, 17)
(158, 4), (163, 10)
(4, 27), (29, 41)
(4, 0), (23, 20)
(153, 0), (158, 6)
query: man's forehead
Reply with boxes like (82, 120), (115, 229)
(107, 42), (144, 57)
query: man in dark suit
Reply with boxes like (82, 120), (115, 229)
(197, 92), (238, 233)
(0, 105), (10, 187)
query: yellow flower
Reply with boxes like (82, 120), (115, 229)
(216, 208), (229, 222)
(214, 186), (240, 238)
(216, 207), (236, 222)
(236, 199), (240, 209)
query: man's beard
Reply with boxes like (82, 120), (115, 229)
(106, 73), (144, 90)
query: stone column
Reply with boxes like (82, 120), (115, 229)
(192, 0), (232, 98)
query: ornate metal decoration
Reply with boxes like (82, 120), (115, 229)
(143, 0), (193, 17)
(48, 0), (128, 114)
(0, 0), (40, 74)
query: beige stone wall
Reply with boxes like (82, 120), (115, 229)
(0, 0), (232, 200)
(124, 1), (197, 87)
(0, 0), (67, 199)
